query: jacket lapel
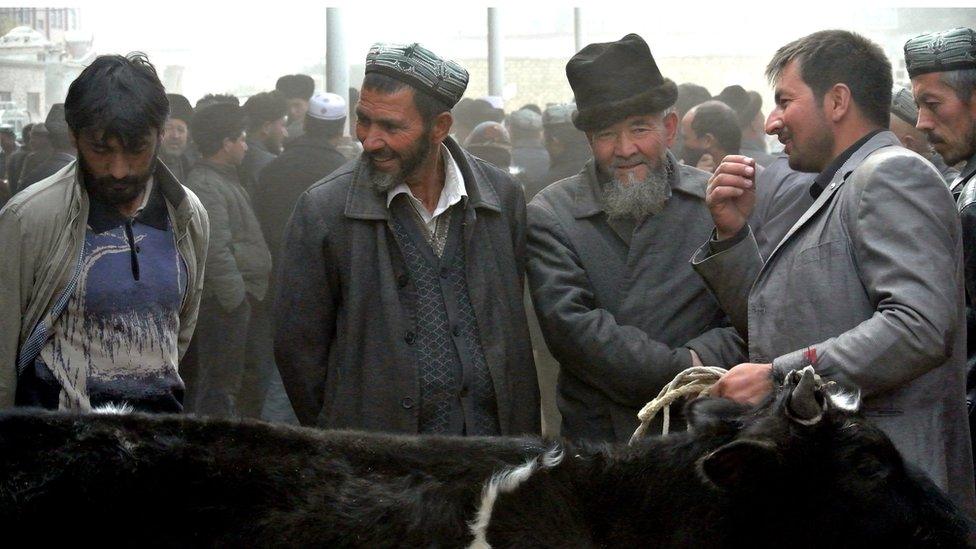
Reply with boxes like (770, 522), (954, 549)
(761, 131), (900, 271)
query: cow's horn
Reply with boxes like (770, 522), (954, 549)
(786, 366), (825, 425)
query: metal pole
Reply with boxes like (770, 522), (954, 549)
(487, 7), (504, 98)
(326, 7), (350, 135)
(574, 8), (584, 53)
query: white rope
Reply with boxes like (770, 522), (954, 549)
(629, 366), (728, 444)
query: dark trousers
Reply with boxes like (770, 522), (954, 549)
(184, 296), (251, 418)
(238, 296), (275, 419)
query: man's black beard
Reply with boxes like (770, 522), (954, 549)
(81, 151), (156, 207)
(366, 127), (434, 194)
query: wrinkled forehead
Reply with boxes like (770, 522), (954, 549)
(78, 126), (157, 151)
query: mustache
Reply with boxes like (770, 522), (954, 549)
(925, 131), (947, 145)
(610, 154), (653, 170)
(365, 147), (399, 164)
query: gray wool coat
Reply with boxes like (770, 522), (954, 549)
(525, 155), (734, 443)
(273, 137), (540, 435)
(691, 131), (976, 518)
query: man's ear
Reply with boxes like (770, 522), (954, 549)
(698, 439), (781, 491)
(825, 83), (853, 124)
(663, 110), (679, 145)
(432, 111), (453, 144)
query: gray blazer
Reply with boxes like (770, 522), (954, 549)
(526, 155), (734, 443)
(691, 131), (976, 517)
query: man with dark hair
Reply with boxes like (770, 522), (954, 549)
(715, 85), (774, 167)
(539, 103), (591, 190)
(275, 74), (315, 141)
(526, 34), (732, 443)
(673, 83), (712, 163)
(275, 42), (540, 436)
(887, 86), (959, 184)
(507, 108), (549, 187)
(464, 120), (512, 171)
(680, 100), (741, 172)
(18, 104), (76, 190)
(195, 94), (239, 110)
(241, 91), (288, 192)
(160, 93), (195, 183)
(184, 103), (272, 419)
(0, 53), (209, 412)
(695, 29), (975, 516)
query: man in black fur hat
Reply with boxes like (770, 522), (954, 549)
(160, 93), (194, 183)
(275, 74), (315, 142)
(525, 33), (737, 443)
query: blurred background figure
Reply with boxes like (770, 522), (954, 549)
(715, 85), (773, 167)
(507, 107), (549, 188)
(673, 83), (711, 162)
(539, 103), (590, 192)
(18, 104), (75, 190)
(679, 99), (741, 172)
(275, 74), (315, 142)
(241, 91), (289, 193)
(160, 93), (195, 183)
(463, 120), (512, 172)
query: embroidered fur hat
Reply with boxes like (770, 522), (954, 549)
(566, 33), (677, 132)
(904, 27), (976, 78)
(365, 42), (469, 108)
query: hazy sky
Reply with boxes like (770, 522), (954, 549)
(60, 2), (976, 104)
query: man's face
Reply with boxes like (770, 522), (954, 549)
(0, 133), (14, 152)
(226, 132), (248, 166)
(287, 98), (308, 124)
(765, 60), (834, 173)
(266, 116), (289, 152)
(76, 130), (158, 206)
(912, 72), (976, 165)
(588, 112), (675, 184)
(679, 109), (709, 167)
(356, 86), (433, 183)
(161, 118), (189, 157)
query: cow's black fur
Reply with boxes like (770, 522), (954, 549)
(0, 375), (970, 548)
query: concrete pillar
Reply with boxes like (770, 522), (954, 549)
(326, 7), (350, 135)
(574, 8), (584, 52)
(487, 8), (504, 98)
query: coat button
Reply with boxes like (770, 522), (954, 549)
(459, 386), (469, 397)
(397, 274), (409, 288)
(440, 267), (449, 279)
(404, 331), (416, 345)
(452, 325), (461, 337)
(401, 397), (414, 409)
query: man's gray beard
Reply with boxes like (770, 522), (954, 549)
(602, 157), (672, 221)
(366, 161), (401, 193)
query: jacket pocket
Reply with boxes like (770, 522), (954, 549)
(792, 239), (848, 268)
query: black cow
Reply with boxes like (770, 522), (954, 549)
(0, 367), (969, 548)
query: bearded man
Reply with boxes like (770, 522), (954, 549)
(274, 42), (540, 436)
(0, 53), (209, 412)
(525, 34), (735, 443)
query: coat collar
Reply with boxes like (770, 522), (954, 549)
(570, 150), (703, 219)
(343, 136), (501, 221)
(762, 130), (900, 266)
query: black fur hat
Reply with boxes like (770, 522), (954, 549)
(166, 93), (193, 124)
(567, 33), (677, 132)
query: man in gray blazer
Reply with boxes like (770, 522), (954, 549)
(693, 30), (976, 517)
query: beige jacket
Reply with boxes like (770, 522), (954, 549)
(0, 160), (210, 408)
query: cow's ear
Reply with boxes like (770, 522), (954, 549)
(698, 439), (781, 490)
(685, 398), (747, 435)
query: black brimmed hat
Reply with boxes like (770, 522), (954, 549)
(567, 33), (677, 132)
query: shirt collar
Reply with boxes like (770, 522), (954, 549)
(810, 129), (883, 198)
(87, 176), (168, 233)
(385, 143), (467, 215)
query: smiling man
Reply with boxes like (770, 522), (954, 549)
(691, 30), (975, 516)
(274, 42), (539, 436)
(525, 34), (736, 443)
(0, 53), (210, 412)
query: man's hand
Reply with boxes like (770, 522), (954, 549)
(705, 155), (757, 240)
(711, 362), (772, 405)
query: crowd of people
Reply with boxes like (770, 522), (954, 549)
(2, 24), (976, 523)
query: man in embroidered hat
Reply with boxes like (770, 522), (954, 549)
(888, 85), (959, 185)
(524, 33), (735, 443)
(274, 42), (539, 436)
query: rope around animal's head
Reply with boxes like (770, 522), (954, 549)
(628, 366), (728, 445)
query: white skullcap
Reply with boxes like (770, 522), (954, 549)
(307, 92), (347, 121)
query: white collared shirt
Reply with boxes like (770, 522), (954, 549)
(386, 144), (466, 234)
